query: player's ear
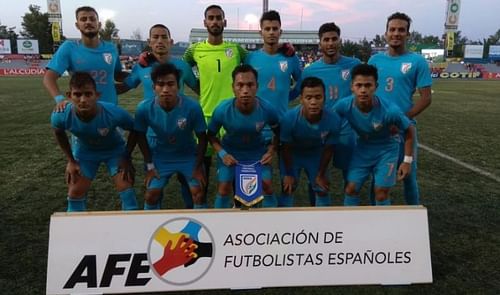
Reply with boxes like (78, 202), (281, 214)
(66, 91), (72, 98)
(223, 19), (227, 27)
(169, 38), (174, 46)
(74, 21), (79, 30)
(95, 91), (101, 99)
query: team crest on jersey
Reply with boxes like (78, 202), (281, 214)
(97, 128), (109, 136)
(103, 53), (113, 65)
(225, 48), (233, 58)
(177, 118), (187, 130)
(401, 63), (412, 74)
(279, 61), (288, 72)
(372, 122), (383, 131)
(341, 69), (351, 80)
(255, 121), (265, 132)
(320, 131), (329, 142)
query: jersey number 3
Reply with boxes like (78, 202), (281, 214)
(385, 77), (394, 92)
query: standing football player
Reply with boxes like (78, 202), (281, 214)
(44, 6), (127, 107)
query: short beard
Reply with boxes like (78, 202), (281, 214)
(208, 27), (223, 37)
(82, 31), (98, 39)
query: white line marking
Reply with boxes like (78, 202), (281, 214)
(419, 144), (500, 183)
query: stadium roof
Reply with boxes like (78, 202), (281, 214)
(189, 28), (319, 45)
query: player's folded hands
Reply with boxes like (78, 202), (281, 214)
(144, 168), (160, 187)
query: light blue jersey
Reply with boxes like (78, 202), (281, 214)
(208, 98), (280, 160)
(51, 102), (133, 159)
(47, 40), (122, 105)
(301, 56), (361, 109)
(125, 58), (197, 100)
(134, 95), (206, 162)
(368, 52), (432, 114)
(334, 95), (411, 189)
(280, 105), (341, 154)
(245, 50), (301, 116)
(334, 95), (411, 148)
(297, 56), (361, 171)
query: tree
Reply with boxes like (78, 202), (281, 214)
(20, 5), (53, 53)
(341, 40), (361, 60)
(130, 28), (142, 40)
(371, 34), (386, 47)
(0, 22), (18, 53)
(487, 29), (500, 44)
(422, 35), (442, 47)
(99, 19), (119, 41)
(408, 31), (423, 46)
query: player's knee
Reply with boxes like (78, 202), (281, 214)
(218, 182), (232, 197)
(263, 180), (273, 195)
(374, 188), (390, 201)
(68, 179), (91, 197)
(344, 182), (358, 195)
(190, 187), (205, 204)
(144, 189), (162, 204)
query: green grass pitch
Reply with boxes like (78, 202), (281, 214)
(0, 77), (499, 294)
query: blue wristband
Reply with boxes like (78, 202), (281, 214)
(217, 149), (228, 159)
(54, 94), (65, 103)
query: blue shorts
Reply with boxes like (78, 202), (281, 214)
(279, 151), (326, 192)
(347, 143), (399, 189)
(74, 154), (121, 180)
(216, 157), (272, 182)
(148, 158), (200, 190)
(332, 132), (356, 171)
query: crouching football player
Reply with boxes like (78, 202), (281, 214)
(280, 77), (342, 207)
(51, 72), (138, 212)
(208, 65), (280, 208)
(333, 64), (415, 206)
(134, 63), (208, 209)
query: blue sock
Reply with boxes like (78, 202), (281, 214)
(144, 201), (161, 210)
(278, 194), (294, 207)
(194, 203), (208, 209)
(404, 175), (420, 205)
(315, 194), (332, 207)
(344, 194), (360, 206)
(376, 198), (391, 206)
(262, 194), (277, 208)
(67, 197), (86, 212)
(119, 188), (138, 210)
(214, 194), (232, 208)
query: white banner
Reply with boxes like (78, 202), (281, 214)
(489, 45), (500, 58)
(47, 207), (432, 294)
(445, 0), (461, 31)
(464, 45), (484, 59)
(17, 39), (39, 54)
(0, 39), (12, 54)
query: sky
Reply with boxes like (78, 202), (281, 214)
(1, 0), (499, 42)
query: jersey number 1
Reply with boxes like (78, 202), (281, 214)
(216, 59), (221, 72)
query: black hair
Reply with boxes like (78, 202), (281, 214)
(69, 72), (97, 90)
(75, 6), (98, 19)
(151, 63), (180, 86)
(318, 22), (341, 38)
(260, 10), (281, 26)
(204, 5), (225, 18)
(386, 12), (412, 31)
(300, 77), (325, 94)
(232, 64), (258, 82)
(149, 24), (171, 38)
(351, 64), (378, 81)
